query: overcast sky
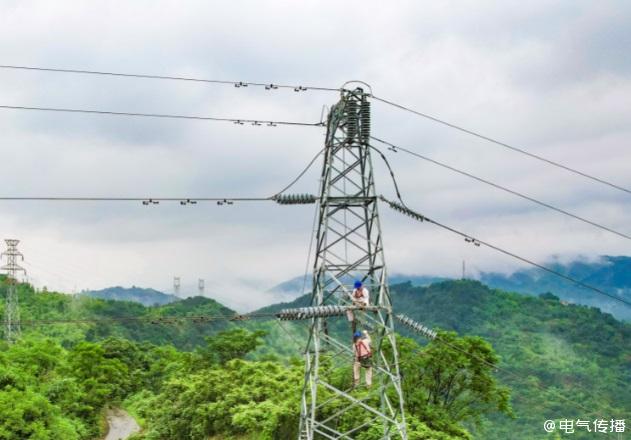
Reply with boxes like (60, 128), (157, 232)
(1, 1), (629, 310)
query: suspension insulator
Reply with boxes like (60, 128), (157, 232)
(346, 99), (358, 142)
(277, 305), (349, 320)
(396, 314), (437, 340)
(360, 99), (371, 144)
(273, 193), (317, 205)
(379, 196), (426, 222)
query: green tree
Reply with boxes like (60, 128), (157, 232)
(66, 341), (131, 409)
(199, 328), (266, 365)
(0, 388), (80, 440)
(140, 360), (302, 440)
(401, 332), (512, 430)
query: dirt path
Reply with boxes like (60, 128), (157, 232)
(104, 408), (140, 440)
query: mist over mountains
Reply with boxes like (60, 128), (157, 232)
(479, 256), (631, 320)
(82, 255), (630, 321)
(267, 255), (631, 320)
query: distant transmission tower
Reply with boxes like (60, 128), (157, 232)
(198, 278), (205, 296)
(173, 276), (181, 297)
(1, 239), (26, 343)
(298, 88), (407, 439)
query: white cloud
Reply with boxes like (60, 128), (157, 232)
(0, 1), (629, 311)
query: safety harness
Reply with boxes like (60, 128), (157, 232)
(355, 339), (372, 368)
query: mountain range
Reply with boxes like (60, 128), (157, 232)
(266, 255), (631, 320)
(6, 268), (629, 439)
(81, 286), (180, 307)
(479, 255), (631, 319)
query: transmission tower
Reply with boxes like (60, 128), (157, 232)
(1, 239), (26, 343)
(298, 88), (407, 439)
(198, 278), (205, 296)
(173, 276), (181, 297)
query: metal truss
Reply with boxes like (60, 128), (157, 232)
(1, 239), (26, 343)
(298, 88), (407, 439)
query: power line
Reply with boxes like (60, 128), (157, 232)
(22, 261), (83, 292)
(369, 146), (405, 202)
(275, 320), (307, 355)
(0, 149), (323, 203)
(0, 64), (341, 92)
(379, 196), (631, 308)
(372, 142), (631, 305)
(371, 95), (631, 195)
(371, 136), (631, 242)
(0, 196), (269, 203)
(3, 64), (627, 194)
(3, 312), (277, 326)
(271, 148), (324, 197)
(0, 104), (324, 127)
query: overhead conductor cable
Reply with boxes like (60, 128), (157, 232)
(379, 195), (631, 308)
(371, 94), (631, 195)
(0, 104), (324, 127)
(371, 136), (631, 242)
(0, 64), (341, 92)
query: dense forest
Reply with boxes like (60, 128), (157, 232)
(0, 275), (628, 439)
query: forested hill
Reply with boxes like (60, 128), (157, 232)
(81, 286), (179, 307)
(479, 255), (631, 320)
(7, 277), (235, 349)
(257, 280), (631, 439)
(394, 280), (631, 439)
(267, 256), (631, 321)
(1, 275), (629, 439)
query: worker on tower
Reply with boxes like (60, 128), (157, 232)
(351, 280), (370, 306)
(353, 330), (372, 388)
(346, 280), (370, 332)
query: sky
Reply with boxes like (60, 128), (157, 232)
(0, 1), (629, 311)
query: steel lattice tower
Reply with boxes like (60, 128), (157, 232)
(1, 239), (26, 343)
(173, 276), (181, 297)
(298, 88), (407, 439)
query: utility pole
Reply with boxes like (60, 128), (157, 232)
(173, 276), (181, 297)
(198, 278), (205, 296)
(1, 239), (26, 343)
(298, 88), (407, 439)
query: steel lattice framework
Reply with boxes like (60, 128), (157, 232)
(298, 88), (407, 439)
(1, 239), (26, 343)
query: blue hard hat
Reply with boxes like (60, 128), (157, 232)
(354, 280), (362, 289)
(353, 331), (362, 338)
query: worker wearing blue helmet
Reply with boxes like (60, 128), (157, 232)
(346, 280), (370, 332)
(351, 280), (370, 306)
